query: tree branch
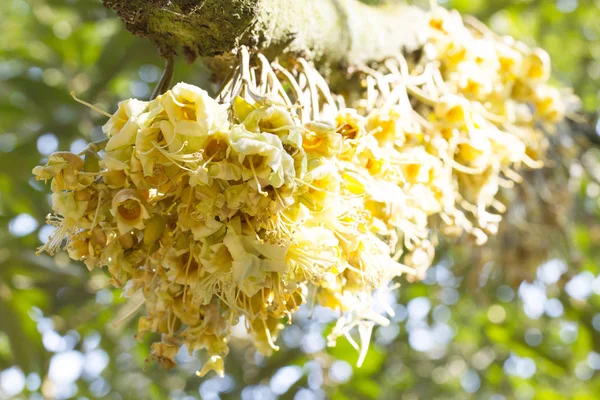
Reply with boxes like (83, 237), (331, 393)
(102, 0), (426, 66)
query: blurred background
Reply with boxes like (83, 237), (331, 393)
(1, 0), (600, 399)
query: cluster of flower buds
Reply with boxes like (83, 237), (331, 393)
(33, 7), (567, 377)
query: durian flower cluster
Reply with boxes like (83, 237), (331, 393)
(432, 9), (570, 234)
(353, 6), (569, 246)
(33, 9), (567, 377)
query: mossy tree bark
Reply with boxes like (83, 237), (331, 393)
(102, 0), (426, 67)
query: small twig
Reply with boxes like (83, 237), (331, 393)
(150, 55), (175, 100)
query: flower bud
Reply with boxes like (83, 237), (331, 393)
(74, 189), (92, 202)
(144, 214), (166, 247)
(118, 232), (137, 250)
(89, 227), (107, 252)
(83, 149), (100, 173)
(103, 170), (127, 188)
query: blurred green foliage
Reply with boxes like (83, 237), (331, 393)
(1, 0), (599, 399)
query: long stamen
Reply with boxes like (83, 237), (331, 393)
(262, 318), (280, 351)
(70, 91), (114, 118)
(182, 248), (194, 310)
(151, 142), (197, 172)
(112, 298), (146, 327)
(249, 158), (268, 197)
(244, 214), (263, 243)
